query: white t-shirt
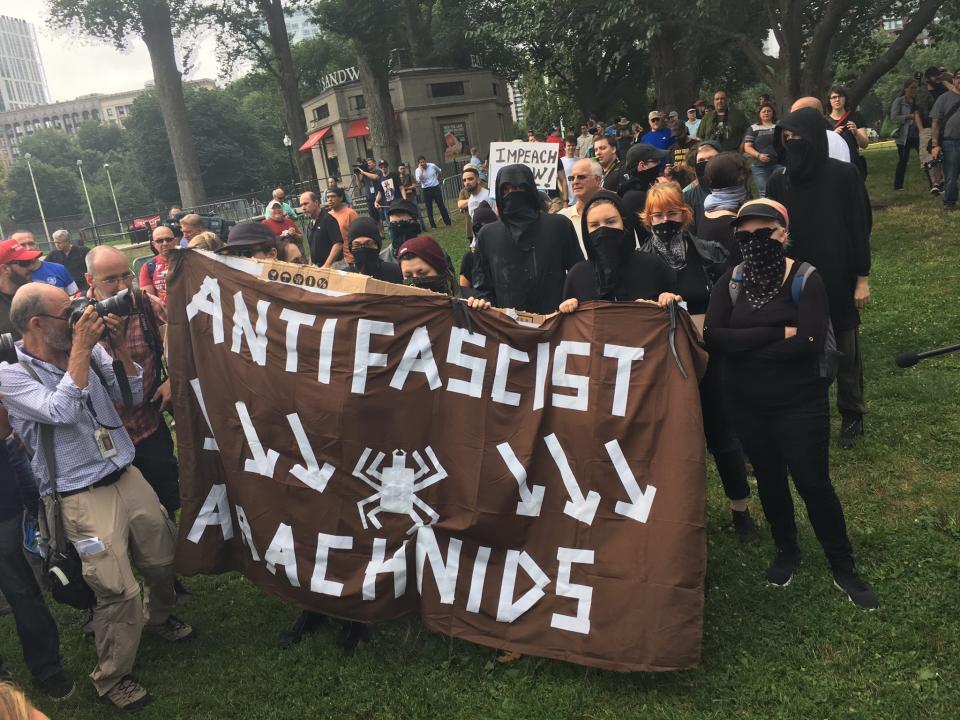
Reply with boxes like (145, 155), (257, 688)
(560, 156), (579, 205)
(466, 187), (491, 218)
(416, 163), (442, 188)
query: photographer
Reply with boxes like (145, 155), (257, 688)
(354, 158), (381, 220)
(0, 283), (193, 711)
(915, 66), (948, 194)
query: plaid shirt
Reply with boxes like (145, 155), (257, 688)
(98, 293), (167, 444)
(0, 344), (143, 497)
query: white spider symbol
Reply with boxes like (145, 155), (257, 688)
(353, 447), (447, 534)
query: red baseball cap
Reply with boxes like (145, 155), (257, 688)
(0, 238), (41, 266)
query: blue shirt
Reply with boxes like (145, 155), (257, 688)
(641, 128), (675, 151)
(0, 344), (143, 496)
(32, 261), (78, 296)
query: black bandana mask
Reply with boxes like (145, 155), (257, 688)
(589, 226), (626, 299)
(650, 220), (686, 270)
(403, 274), (454, 296)
(695, 160), (710, 188)
(390, 220), (421, 251)
(352, 246), (379, 274)
(736, 227), (786, 309)
(783, 137), (818, 182)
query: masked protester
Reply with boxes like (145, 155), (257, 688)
(459, 203), (497, 289)
(384, 200), (423, 258)
(767, 107), (872, 449)
(683, 140), (721, 235)
(704, 199), (877, 609)
(617, 143), (668, 227)
(346, 217), (403, 284)
(398, 235), (491, 309)
(472, 164), (584, 313)
(641, 182), (757, 543)
(559, 191), (670, 309)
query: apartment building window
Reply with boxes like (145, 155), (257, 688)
(429, 82), (465, 98)
(348, 95), (365, 111)
(313, 103), (330, 121)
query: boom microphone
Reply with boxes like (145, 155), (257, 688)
(895, 342), (960, 368)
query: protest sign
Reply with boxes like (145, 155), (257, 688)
(168, 250), (708, 673)
(487, 142), (560, 196)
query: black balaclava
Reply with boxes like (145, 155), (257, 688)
(580, 190), (637, 300)
(496, 164), (540, 248)
(347, 217), (383, 275)
(736, 227), (786, 309)
(775, 107), (829, 185)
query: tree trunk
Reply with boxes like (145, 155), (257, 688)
(262, 0), (316, 185)
(140, 0), (206, 207)
(357, 53), (400, 166)
(651, 24), (700, 115)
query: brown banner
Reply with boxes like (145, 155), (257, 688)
(167, 250), (708, 672)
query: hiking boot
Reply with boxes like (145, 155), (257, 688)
(839, 416), (864, 449)
(36, 668), (75, 702)
(337, 621), (369, 657)
(730, 509), (759, 544)
(145, 615), (195, 642)
(279, 611), (325, 649)
(105, 676), (153, 712)
(766, 550), (801, 587)
(833, 571), (879, 610)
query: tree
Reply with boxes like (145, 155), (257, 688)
(7, 160), (82, 220)
(47, 0), (207, 206)
(691, 0), (944, 109)
(191, 0), (317, 183)
(76, 121), (124, 155)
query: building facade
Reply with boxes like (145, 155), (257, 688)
(300, 67), (513, 181)
(0, 16), (49, 112)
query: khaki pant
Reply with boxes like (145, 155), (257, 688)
(60, 466), (177, 696)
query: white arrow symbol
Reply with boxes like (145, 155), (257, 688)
(496, 442), (545, 517)
(544, 433), (600, 525)
(604, 439), (657, 523)
(189, 378), (219, 451)
(286, 413), (335, 493)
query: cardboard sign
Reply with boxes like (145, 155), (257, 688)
(167, 250), (708, 673)
(487, 142), (561, 196)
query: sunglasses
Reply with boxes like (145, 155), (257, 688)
(13, 259), (35, 268)
(155, 237), (176, 245)
(567, 174), (592, 182)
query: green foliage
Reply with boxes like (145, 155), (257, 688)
(17, 129), (82, 167)
(520, 73), (580, 134)
(6, 159), (82, 219)
(76, 120), (124, 154)
(292, 33), (358, 98)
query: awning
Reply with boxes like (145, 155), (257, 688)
(298, 126), (330, 152)
(345, 118), (370, 139)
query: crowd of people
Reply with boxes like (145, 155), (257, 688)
(0, 79), (922, 713)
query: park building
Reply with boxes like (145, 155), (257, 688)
(0, 78), (216, 166)
(300, 66), (514, 180)
(0, 15), (49, 112)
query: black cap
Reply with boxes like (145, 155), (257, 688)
(386, 199), (418, 219)
(624, 142), (668, 168)
(697, 139), (723, 153)
(378, 159), (389, 167)
(217, 221), (276, 253)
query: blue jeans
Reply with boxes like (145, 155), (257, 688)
(0, 513), (64, 681)
(942, 139), (960, 206)
(751, 163), (782, 198)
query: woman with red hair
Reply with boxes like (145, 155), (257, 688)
(639, 182), (758, 543)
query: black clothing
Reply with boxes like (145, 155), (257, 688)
(916, 83), (946, 129)
(836, 327), (866, 418)
(699, 359), (749, 501)
(307, 211), (344, 266)
(895, 135), (920, 189)
(0, 440), (20, 521)
(473, 164), (584, 313)
(46, 245), (90, 292)
(769, 108), (871, 331)
(563, 253), (670, 303)
(0, 290), (18, 340)
(600, 162), (624, 193)
(640, 231), (728, 314)
(459, 251), (475, 283)
(132, 422), (181, 515)
(696, 213), (739, 262)
(377, 172), (402, 207)
(829, 110), (868, 177)
(683, 184), (709, 235)
(348, 259), (403, 284)
(618, 168), (659, 220)
(704, 262), (830, 412)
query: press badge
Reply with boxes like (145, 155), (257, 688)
(94, 427), (117, 460)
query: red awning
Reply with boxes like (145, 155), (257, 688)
(345, 118), (370, 139)
(298, 126), (330, 152)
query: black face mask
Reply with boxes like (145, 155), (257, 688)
(589, 226), (627, 299)
(650, 219), (687, 270)
(403, 274), (452, 295)
(735, 227), (786, 309)
(352, 246), (379, 273)
(784, 137), (818, 182)
(389, 220), (420, 251)
(695, 160), (710, 188)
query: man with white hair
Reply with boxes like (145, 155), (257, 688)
(11, 231), (78, 297)
(46, 229), (89, 293)
(559, 158), (603, 256)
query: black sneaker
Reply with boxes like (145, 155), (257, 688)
(833, 572), (879, 610)
(279, 611), (325, 649)
(766, 551), (801, 587)
(839, 416), (864, 449)
(730, 509), (759, 544)
(36, 668), (76, 702)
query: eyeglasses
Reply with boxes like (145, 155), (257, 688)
(97, 271), (134, 285)
(567, 174), (592, 182)
(34, 309), (71, 322)
(649, 211), (685, 222)
(828, 95), (843, 100)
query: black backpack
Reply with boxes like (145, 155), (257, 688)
(728, 261), (841, 381)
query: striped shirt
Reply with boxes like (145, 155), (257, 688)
(0, 344), (143, 497)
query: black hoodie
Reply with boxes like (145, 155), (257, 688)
(473, 164), (584, 312)
(345, 216), (403, 284)
(562, 191), (670, 303)
(767, 108), (872, 331)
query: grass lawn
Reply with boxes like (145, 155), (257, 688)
(6, 146), (960, 719)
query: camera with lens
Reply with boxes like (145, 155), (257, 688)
(69, 288), (137, 335)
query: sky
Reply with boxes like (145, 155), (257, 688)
(0, 2), (222, 102)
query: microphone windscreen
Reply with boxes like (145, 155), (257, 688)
(895, 352), (920, 369)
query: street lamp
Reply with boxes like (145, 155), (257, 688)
(103, 163), (122, 229)
(22, 153), (50, 245)
(282, 134), (299, 188)
(76, 158), (96, 227)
